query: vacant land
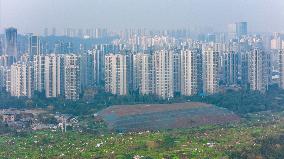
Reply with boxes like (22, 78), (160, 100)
(98, 102), (240, 132)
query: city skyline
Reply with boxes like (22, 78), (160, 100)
(2, 1), (284, 158)
(1, 0), (284, 34)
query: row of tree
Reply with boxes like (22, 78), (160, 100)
(1, 85), (284, 116)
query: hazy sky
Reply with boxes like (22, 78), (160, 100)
(1, 0), (284, 34)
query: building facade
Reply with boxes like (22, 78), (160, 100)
(180, 49), (199, 96)
(248, 48), (269, 92)
(202, 46), (220, 95)
(64, 54), (81, 100)
(153, 50), (174, 99)
(105, 54), (128, 95)
(223, 51), (239, 85)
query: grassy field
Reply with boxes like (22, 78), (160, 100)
(0, 111), (283, 159)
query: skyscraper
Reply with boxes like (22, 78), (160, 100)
(28, 35), (41, 61)
(44, 28), (49, 37)
(52, 28), (56, 36)
(236, 22), (248, 37)
(228, 23), (237, 40)
(5, 27), (17, 65)
(228, 22), (248, 39)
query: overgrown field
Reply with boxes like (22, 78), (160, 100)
(1, 111), (284, 159)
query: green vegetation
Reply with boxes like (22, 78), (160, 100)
(0, 89), (167, 116)
(189, 87), (284, 115)
(1, 86), (284, 158)
(0, 111), (284, 158)
(2, 85), (284, 117)
(0, 123), (15, 135)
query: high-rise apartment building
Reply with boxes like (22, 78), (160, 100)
(223, 51), (239, 85)
(54, 41), (73, 54)
(133, 53), (143, 92)
(34, 55), (45, 92)
(153, 50), (174, 99)
(180, 49), (200, 96)
(90, 49), (105, 87)
(10, 62), (33, 98)
(240, 51), (249, 88)
(140, 53), (154, 95)
(126, 52), (134, 93)
(133, 52), (154, 95)
(279, 50), (284, 89)
(64, 54), (81, 100)
(81, 52), (96, 90)
(0, 38), (3, 55)
(248, 48), (269, 92)
(44, 54), (62, 98)
(202, 46), (220, 95)
(271, 33), (282, 50)
(5, 69), (11, 93)
(0, 55), (8, 67)
(196, 48), (203, 94)
(0, 66), (5, 91)
(173, 51), (181, 94)
(105, 54), (128, 95)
